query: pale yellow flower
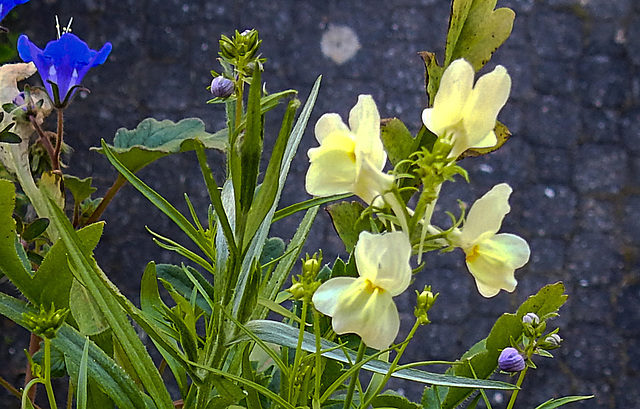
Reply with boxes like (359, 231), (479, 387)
(449, 183), (530, 298)
(422, 59), (511, 158)
(306, 95), (394, 205)
(312, 231), (412, 350)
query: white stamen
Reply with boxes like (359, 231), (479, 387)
(71, 69), (78, 81)
(48, 66), (57, 82)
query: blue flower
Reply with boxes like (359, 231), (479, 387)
(0, 0), (30, 23)
(17, 32), (112, 107)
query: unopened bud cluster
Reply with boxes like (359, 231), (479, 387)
(289, 252), (322, 302)
(414, 286), (438, 325)
(218, 29), (264, 77)
(23, 304), (69, 339)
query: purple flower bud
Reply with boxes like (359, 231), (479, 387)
(522, 312), (540, 325)
(210, 76), (234, 98)
(498, 347), (525, 372)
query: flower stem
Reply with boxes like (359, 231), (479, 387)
(505, 366), (528, 409)
(43, 338), (58, 409)
(52, 108), (64, 171)
(24, 332), (40, 404)
(343, 341), (366, 409)
(361, 319), (421, 409)
(83, 174), (127, 226)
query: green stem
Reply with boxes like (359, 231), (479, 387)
(52, 108), (64, 171)
(361, 319), (421, 409)
(505, 366), (528, 409)
(83, 174), (127, 226)
(43, 338), (58, 409)
(343, 342), (366, 409)
(290, 300), (308, 404)
(313, 309), (323, 401)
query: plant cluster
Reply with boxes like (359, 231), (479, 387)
(0, 1), (593, 409)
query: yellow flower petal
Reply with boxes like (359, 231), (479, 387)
(312, 277), (358, 316)
(330, 278), (400, 350)
(427, 59), (473, 135)
(460, 183), (512, 245)
(354, 231), (411, 296)
(462, 64), (511, 147)
(306, 95), (392, 205)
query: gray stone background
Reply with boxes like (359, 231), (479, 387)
(1, 0), (639, 407)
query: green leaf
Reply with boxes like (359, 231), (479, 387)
(234, 77), (322, 322)
(156, 263), (215, 315)
(101, 140), (214, 261)
(273, 193), (351, 223)
(34, 222), (104, 311)
(20, 217), (50, 241)
(244, 98), (300, 249)
(445, 0), (515, 71)
(0, 292), (147, 409)
(371, 390), (421, 409)
(419, 51), (445, 106)
(64, 175), (97, 204)
(534, 395), (594, 409)
(380, 118), (417, 167)
(0, 131), (21, 143)
(459, 121), (510, 159)
(70, 280), (110, 336)
(94, 117), (227, 173)
(238, 320), (516, 390)
(77, 338), (90, 409)
(45, 199), (175, 409)
(326, 201), (378, 253)
(259, 237), (285, 266)
(239, 67), (265, 220)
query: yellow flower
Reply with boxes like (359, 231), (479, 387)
(450, 183), (530, 298)
(422, 59), (511, 158)
(306, 95), (394, 205)
(312, 231), (412, 350)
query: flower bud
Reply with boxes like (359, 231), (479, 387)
(539, 333), (562, 350)
(210, 76), (234, 98)
(498, 347), (525, 372)
(522, 312), (540, 326)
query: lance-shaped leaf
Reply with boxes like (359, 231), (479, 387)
(93, 117), (227, 173)
(235, 320), (516, 391)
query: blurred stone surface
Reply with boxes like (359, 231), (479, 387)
(1, 0), (639, 408)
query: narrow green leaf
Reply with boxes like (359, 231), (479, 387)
(45, 200), (175, 409)
(77, 337), (90, 409)
(156, 263), (215, 314)
(240, 67), (264, 217)
(534, 395), (594, 409)
(239, 320), (516, 390)
(244, 98), (300, 248)
(101, 140), (213, 261)
(234, 77), (322, 322)
(272, 193), (351, 223)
